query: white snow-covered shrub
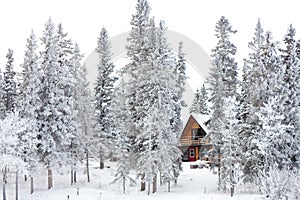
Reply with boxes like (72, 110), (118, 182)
(260, 164), (300, 199)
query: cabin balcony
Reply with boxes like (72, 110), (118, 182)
(179, 136), (208, 146)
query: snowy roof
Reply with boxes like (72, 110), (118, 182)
(190, 114), (210, 134)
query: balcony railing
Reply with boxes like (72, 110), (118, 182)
(180, 136), (207, 146)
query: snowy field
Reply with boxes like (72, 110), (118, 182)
(0, 160), (263, 200)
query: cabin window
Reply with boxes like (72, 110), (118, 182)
(192, 128), (206, 140)
(192, 129), (198, 140)
(189, 149), (195, 158)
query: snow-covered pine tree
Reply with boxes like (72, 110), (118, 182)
(121, 0), (152, 191)
(190, 84), (209, 115)
(38, 18), (76, 189)
(154, 20), (181, 191)
(238, 19), (266, 183)
(280, 25), (300, 168)
(0, 112), (28, 200)
(167, 41), (188, 186)
(257, 31), (288, 171)
(3, 48), (17, 114)
(93, 27), (117, 170)
(208, 16), (239, 190)
(0, 70), (5, 119)
(220, 97), (240, 196)
(199, 84), (210, 114)
(56, 23), (81, 184)
(18, 30), (41, 193)
(190, 88), (201, 114)
(173, 41), (187, 133)
(111, 78), (135, 193)
(72, 44), (94, 182)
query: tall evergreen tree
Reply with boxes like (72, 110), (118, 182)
(221, 97), (240, 196)
(121, 0), (152, 191)
(121, 2), (183, 192)
(208, 16), (238, 190)
(3, 49), (17, 113)
(38, 18), (76, 189)
(280, 25), (300, 168)
(72, 44), (95, 182)
(190, 84), (209, 115)
(0, 70), (5, 119)
(190, 88), (201, 114)
(238, 19), (269, 184)
(93, 27), (117, 169)
(18, 30), (41, 193)
(111, 78), (135, 194)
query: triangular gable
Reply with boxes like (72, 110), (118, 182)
(191, 114), (210, 134)
(181, 114), (210, 138)
(181, 115), (201, 138)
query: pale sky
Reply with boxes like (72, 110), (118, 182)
(0, 0), (300, 68)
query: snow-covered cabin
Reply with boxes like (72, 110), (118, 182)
(180, 114), (213, 162)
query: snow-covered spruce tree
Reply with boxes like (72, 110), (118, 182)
(111, 78), (135, 194)
(93, 27), (117, 170)
(259, 164), (300, 199)
(122, 1), (182, 193)
(72, 44), (95, 182)
(154, 20), (182, 192)
(220, 97), (240, 196)
(280, 25), (300, 168)
(0, 112), (29, 200)
(38, 18), (76, 189)
(0, 70), (5, 119)
(3, 48), (17, 114)
(208, 16), (239, 191)
(168, 40), (187, 186)
(121, 0), (152, 191)
(18, 30), (41, 193)
(257, 31), (289, 171)
(56, 23), (82, 184)
(199, 84), (210, 114)
(190, 84), (209, 115)
(173, 41), (187, 132)
(238, 19), (267, 184)
(190, 88), (201, 114)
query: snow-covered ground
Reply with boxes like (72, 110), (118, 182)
(1, 160), (263, 200)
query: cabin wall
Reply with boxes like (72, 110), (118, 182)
(182, 117), (200, 139)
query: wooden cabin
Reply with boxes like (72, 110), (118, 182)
(179, 114), (213, 162)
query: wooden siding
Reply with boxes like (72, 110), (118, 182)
(180, 115), (213, 162)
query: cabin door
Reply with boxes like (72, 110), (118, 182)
(189, 147), (196, 162)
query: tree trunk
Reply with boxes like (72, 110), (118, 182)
(147, 180), (150, 195)
(122, 176), (126, 194)
(48, 168), (53, 189)
(24, 175), (27, 182)
(86, 150), (90, 182)
(152, 174), (157, 193)
(140, 173), (145, 191)
(30, 177), (34, 194)
(16, 170), (18, 200)
(71, 169), (74, 185)
(173, 168), (178, 186)
(168, 181), (170, 192)
(100, 152), (104, 169)
(3, 166), (7, 200)
(218, 153), (221, 191)
(230, 185), (234, 197)
(159, 171), (162, 186)
(74, 170), (77, 183)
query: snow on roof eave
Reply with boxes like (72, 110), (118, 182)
(191, 113), (210, 136)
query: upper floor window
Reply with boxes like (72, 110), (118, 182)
(191, 127), (206, 139)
